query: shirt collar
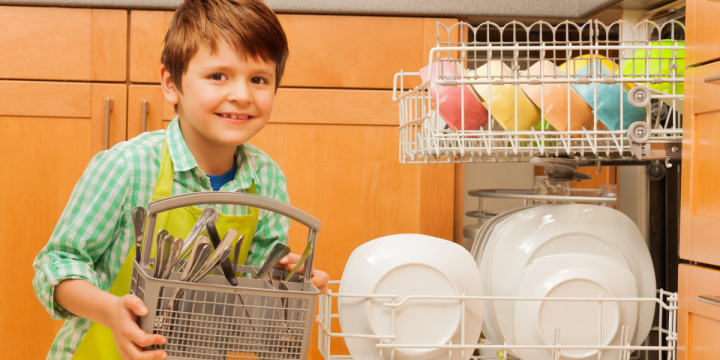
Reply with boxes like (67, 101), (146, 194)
(166, 116), (262, 190)
(166, 117), (199, 172)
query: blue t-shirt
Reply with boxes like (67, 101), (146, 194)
(207, 163), (237, 191)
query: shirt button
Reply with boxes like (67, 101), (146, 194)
(43, 256), (50, 265)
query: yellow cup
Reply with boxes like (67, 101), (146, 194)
(468, 61), (541, 131)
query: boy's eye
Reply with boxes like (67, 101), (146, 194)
(251, 77), (269, 85)
(209, 73), (227, 81)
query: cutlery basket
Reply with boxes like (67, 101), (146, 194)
(130, 192), (321, 360)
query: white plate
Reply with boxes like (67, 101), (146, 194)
(513, 254), (639, 360)
(486, 205), (655, 349)
(339, 234), (484, 360)
(473, 206), (540, 345)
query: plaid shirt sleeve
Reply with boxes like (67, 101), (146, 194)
(32, 149), (130, 320)
(245, 160), (290, 267)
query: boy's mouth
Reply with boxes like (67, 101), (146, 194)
(216, 113), (253, 121)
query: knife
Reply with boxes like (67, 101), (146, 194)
(206, 223), (238, 286)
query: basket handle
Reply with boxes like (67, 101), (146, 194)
(142, 192), (320, 284)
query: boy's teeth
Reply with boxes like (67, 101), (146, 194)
(222, 114), (249, 119)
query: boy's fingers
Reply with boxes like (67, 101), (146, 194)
(127, 343), (167, 360)
(274, 253), (300, 269)
(310, 269), (330, 294)
(134, 332), (167, 348)
(123, 295), (148, 316)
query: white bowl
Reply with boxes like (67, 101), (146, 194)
(513, 254), (639, 360)
(339, 234), (484, 360)
(484, 205), (654, 350)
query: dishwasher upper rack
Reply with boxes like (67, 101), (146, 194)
(393, 19), (685, 164)
(316, 282), (677, 360)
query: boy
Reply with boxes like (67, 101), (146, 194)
(32, 0), (328, 359)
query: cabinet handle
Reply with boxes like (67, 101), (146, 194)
(704, 75), (720, 84)
(142, 100), (148, 132)
(698, 294), (720, 307)
(105, 98), (113, 150)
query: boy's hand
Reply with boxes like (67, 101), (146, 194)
(276, 253), (329, 294)
(109, 295), (168, 360)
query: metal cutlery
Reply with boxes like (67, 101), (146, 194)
(153, 234), (173, 279)
(164, 239), (211, 316)
(283, 241), (313, 283)
(254, 242), (291, 285)
(189, 246), (233, 283)
(162, 237), (184, 280)
(131, 206), (146, 263)
(206, 223), (238, 286)
(233, 234), (246, 278)
(173, 207), (218, 270)
(275, 242), (312, 342)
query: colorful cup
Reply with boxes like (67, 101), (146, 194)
(519, 60), (595, 133)
(468, 61), (541, 131)
(563, 55), (647, 131)
(419, 59), (489, 131)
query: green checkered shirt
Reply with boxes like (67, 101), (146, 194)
(32, 117), (289, 360)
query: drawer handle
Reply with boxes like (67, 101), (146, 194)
(704, 75), (720, 84)
(105, 98), (113, 150)
(698, 294), (720, 306)
(142, 100), (148, 132)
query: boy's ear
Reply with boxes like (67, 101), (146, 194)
(160, 64), (180, 105)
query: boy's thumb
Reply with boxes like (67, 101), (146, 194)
(123, 294), (148, 316)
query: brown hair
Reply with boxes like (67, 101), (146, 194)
(161, 0), (289, 92)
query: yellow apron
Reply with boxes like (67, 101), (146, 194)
(72, 139), (259, 360)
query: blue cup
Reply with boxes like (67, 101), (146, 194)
(571, 62), (647, 131)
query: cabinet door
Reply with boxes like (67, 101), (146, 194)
(0, 7), (127, 81)
(678, 264), (720, 359)
(687, 0), (720, 67)
(129, 85), (166, 138)
(680, 62), (720, 265)
(128, 12), (457, 89)
(0, 81), (126, 358)
(129, 11), (174, 83)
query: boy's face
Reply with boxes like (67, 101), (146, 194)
(162, 40), (276, 150)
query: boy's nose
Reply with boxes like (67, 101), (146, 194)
(226, 83), (252, 104)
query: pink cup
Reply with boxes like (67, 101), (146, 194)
(419, 59), (489, 131)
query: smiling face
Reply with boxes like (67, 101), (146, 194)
(161, 39), (277, 154)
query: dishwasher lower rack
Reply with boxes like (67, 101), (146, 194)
(394, 19), (684, 164)
(316, 282), (677, 360)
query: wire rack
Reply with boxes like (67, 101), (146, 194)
(394, 20), (684, 163)
(316, 282), (677, 360)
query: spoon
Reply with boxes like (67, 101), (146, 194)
(162, 237), (184, 280)
(153, 234), (173, 278)
(174, 208), (218, 270)
(131, 206), (146, 264)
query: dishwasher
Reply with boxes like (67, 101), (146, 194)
(316, 17), (682, 360)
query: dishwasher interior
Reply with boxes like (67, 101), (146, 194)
(318, 15), (683, 360)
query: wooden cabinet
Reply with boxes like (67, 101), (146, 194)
(0, 81), (126, 359)
(129, 11), (174, 83)
(128, 11), (455, 89)
(679, 0), (720, 357)
(686, 0), (720, 66)
(0, 6), (127, 81)
(679, 62), (720, 266)
(1, 7), (460, 360)
(678, 265), (720, 359)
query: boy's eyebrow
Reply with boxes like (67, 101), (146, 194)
(201, 65), (275, 78)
